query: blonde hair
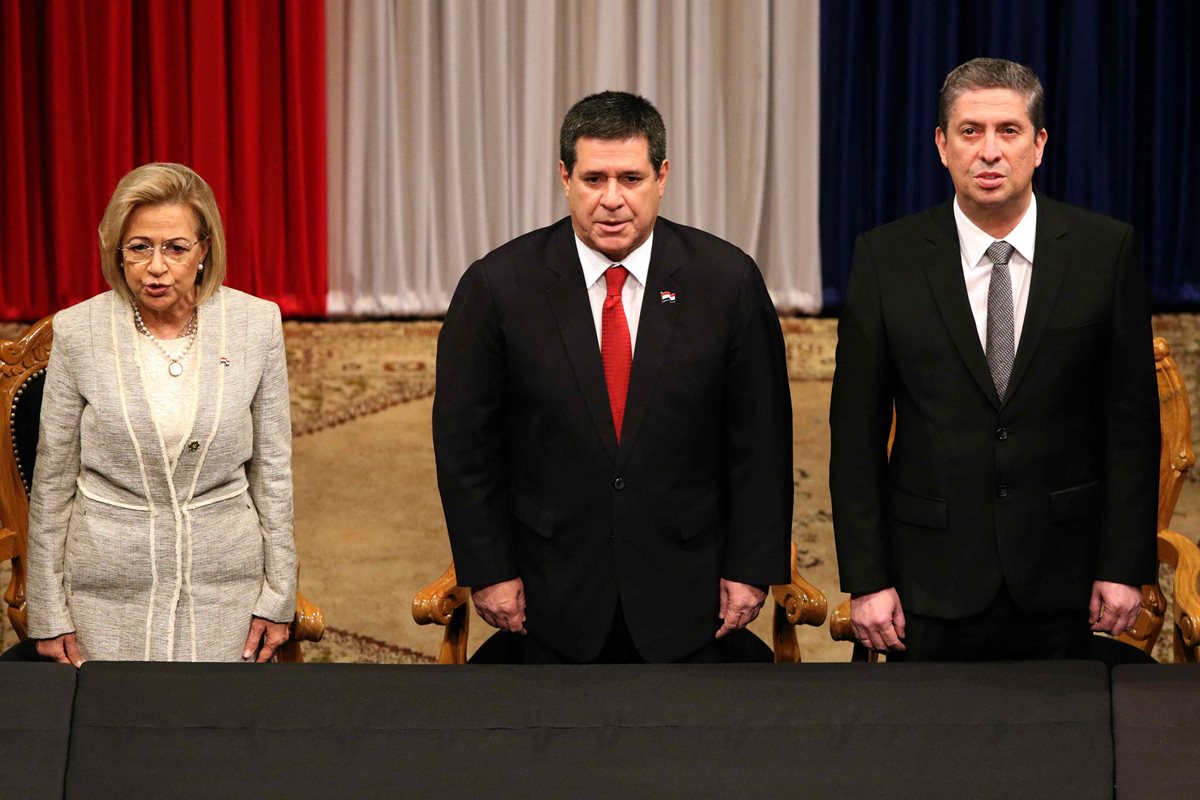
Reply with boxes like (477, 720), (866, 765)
(98, 162), (227, 306)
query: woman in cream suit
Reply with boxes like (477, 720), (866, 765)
(25, 162), (297, 664)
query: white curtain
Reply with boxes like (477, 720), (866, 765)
(326, 0), (822, 316)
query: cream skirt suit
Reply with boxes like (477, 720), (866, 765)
(27, 287), (297, 661)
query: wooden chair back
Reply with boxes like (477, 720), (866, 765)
(0, 315), (54, 639)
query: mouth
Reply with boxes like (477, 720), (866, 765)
(973, 171), (1006, 190)
(143, 283), (173, 298)
(595, 220), (631, 234)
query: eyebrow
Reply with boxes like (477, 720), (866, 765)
(579, 169), (649, 177)
(956, 118), (1027, 129)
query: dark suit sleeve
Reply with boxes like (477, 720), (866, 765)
(829, 234), (895, 594)
(432, 262), (518, 588)
(720, 256), (793, 586)
(1097, 227), (1160, 586)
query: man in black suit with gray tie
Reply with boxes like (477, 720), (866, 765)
(831, 58), (1160, 661)
(434, 91), (793, 663)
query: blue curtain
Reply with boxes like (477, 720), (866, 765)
(820, 0), (1199, 309)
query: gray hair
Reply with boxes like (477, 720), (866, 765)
(938, 58), (1044, 133)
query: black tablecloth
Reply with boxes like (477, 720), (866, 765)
(1112, 664), (1200, 800)
(61, 661), (1114, 800)
(0, 663), (76, 800)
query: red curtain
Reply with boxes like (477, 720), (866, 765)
(0, 0), (326, 320)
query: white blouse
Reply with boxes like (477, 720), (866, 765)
(138, 334), (200, 469)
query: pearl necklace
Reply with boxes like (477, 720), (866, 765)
(132, 304), (198, 377)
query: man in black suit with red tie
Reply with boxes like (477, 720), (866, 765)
(830, 58), (1160, 661)
(434, 91), (793, 663)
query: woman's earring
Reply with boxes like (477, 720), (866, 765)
(196, 262), (205, 285)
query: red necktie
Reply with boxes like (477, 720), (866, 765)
(601, 266), (632, 442)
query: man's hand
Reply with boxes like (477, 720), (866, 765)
(36, 632), (84, 667)
(1089, 580), (1143, 636)
(715, 579), (767, 639)
(850, 587), (907, 652)
(243, 616), (291, 662)
(472, 577), (527, 634)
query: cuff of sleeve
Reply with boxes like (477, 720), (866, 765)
(253, 585), (296, 624)
(28, 606), (76, 641)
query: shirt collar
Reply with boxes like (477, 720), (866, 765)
(575, 232), (654, 288)
(953, 192), (1038, 269)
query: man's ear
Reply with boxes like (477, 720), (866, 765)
(1033, 128), (1048, 168)
(559, 161), (571, 196)
(934, 127), (949, 167)
(655, 159), (670, 196)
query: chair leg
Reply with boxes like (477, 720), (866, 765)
(276, 641), (304, 663)
(4, 556), (27, 641)
(440, 602), (470, 664)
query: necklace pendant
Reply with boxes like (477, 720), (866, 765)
(168, 361), (184, 377)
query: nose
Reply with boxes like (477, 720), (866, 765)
(146, 248), (169, 275)
(600, 178), (623, 209)
(980, 131), (1002, 163)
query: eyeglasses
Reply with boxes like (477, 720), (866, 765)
(118, 238), (206, 265)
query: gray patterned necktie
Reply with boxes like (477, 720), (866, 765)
(985, 240), (1016, 401)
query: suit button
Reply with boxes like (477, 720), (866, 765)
(997, 485), (1008, 498)
(996, 427), (1008, 441)
(613, 477), (626, 490)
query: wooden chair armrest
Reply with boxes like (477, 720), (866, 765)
(768, 543), (828, 663)
(829, 598), (853, 642)
(829, 597), (879, 662)
(290, 591), (325, 643)
(770, 572), (827, 628)
(1160, 529), (1200, 653)
(411, 564), (471, 664)
(412, 564), (470, 626)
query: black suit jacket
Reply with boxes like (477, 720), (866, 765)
(434, 216), (793, 662)
(830, 195), (1159, 619)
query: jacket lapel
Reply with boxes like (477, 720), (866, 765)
(922, 202), (1002, 409)
(110, 294), (175, 505)
(616, 222), (681, 472)
(545, 223), (619, 461)
(1005, 196), (1069, 402)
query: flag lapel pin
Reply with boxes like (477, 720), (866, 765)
(219, 355), (232, 367)
(660, 290), (677, 304)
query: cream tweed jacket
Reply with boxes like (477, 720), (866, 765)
(26, 287), (297, 661)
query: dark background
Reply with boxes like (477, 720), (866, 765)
(820, 0), (1199, 310)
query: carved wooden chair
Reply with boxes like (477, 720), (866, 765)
(829, 336), (1200, 663)
(0, 316), (324, 661)
(413, 540), (827, 664)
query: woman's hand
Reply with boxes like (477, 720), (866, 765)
(36, 632), (85, 667)
(242, 616), (290, 662)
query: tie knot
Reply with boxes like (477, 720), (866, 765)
(605, 265), (628, 296)
(986, 240), (1015, 266)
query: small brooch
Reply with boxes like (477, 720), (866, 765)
(187, 440), (200, 452)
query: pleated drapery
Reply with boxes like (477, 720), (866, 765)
(819, 0), (1200, 309)
(325, 0), (823, 316)
(0, 0), (327, 319)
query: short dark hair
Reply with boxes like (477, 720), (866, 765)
(559, 91), (667, 176)
(938, 57), (1045, 133)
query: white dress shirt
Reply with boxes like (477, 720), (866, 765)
(575, 232), (652, 355)
(953, 193), (1038, 352)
